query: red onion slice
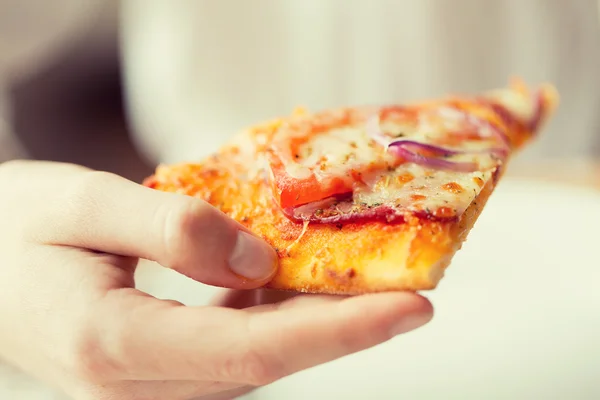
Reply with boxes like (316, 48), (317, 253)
(365, 113), (506, 172)
(387, 139), (474, 157)
(389, 138), (508, 160)
(387, 141), (479, 172)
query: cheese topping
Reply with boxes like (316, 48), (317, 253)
(297, 126), (386, 173)
(267, 84), (552, 223)
(355, 164), (490, 216)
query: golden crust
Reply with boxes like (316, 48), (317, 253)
(144, 82), (557, 294)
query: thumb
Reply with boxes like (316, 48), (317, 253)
(33, 168), (278, 289)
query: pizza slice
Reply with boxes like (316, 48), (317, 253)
(143, 80), (558, 294)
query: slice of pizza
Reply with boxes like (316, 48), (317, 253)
(143, 80), (558, 294)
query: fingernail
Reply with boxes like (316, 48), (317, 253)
(389, 311), (433, 337)
(229, 231), (277, 281)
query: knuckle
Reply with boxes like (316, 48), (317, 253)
(221, 348), (281, 386)
(63, 171), (117, 224)
(64, 299), (130, 384)
(162, 200), (214, 266)
(68, 170), (116, 204)
(65, 325), (115, 383)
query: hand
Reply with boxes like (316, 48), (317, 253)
(0, 160), (433, 400)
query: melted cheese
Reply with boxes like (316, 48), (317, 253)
(296, 125), (393, 179)
(355, 164), (492, 216)
(293, 110), (499, 176)
(299, 126), (378, 168)
(272, 105), (504, 219)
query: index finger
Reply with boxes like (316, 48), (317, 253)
(19, 162), (278, 288)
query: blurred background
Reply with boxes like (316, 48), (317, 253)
(0, 0), (152, 181)
(0, 0), (599, 186)
(0, 1), (600, 399)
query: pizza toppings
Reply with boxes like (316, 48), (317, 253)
(268, 105), (499, 223)
(365, 109), (510, 171)
(267, 110), (397, 209)
(282, 163), (491, 224)
(266, 83), (557, 225)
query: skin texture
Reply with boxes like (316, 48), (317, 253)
(145, 81), (558, 294)
(0, 160), (433, 400)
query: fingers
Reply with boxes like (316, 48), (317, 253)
(24, 163), (277, 289)
(237, 292), (433, 384)
(92, 290), (432, 385)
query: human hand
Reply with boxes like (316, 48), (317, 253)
(0, 160), (433, 400)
